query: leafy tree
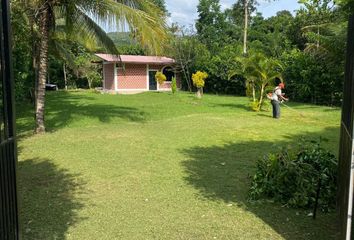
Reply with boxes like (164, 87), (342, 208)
(298, 0), (336, 51)
(203, 44), (245, 95)
(167, 25), (210, 92)
(282, 49), (343, 105)
(244, 11), (294, 57)
(74, 52), (102, 89)
(192, 71), (208, 98)
(196, 0), (228, 53)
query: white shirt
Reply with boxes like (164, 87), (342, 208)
(272, 87), (282, 101)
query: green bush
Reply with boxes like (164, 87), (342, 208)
(171, 77), (177, 94)
(249, 138), (337, 211)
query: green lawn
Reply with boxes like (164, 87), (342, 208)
(17, 91), (340, 240)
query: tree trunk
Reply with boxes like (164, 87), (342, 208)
(196, 88), (202, 99)
(35, 4), (50, 134)
(258, 84), (265, 111)
(180, 62), (191, 92)
(252, 81), (256, 102)
(185, 67), (192, 92)
(243, 0), (249, 55)
(30, 16), (38, 104)
(88, 79), (92, 89)
(317, 26), (320, 49)
(63, 63), (68, 90)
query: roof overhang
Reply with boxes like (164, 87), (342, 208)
(95, 54), (175, 65)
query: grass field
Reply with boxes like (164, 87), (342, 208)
(17, 91), (340, 239)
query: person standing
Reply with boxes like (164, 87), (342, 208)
(271, 83), (288, 119)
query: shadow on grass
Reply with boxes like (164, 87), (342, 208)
(18, 158), (87, 240)
(16, 91), (147, 134)
(213, 103), (251, 111)
(181, 127), (340, 240)
(257, 113), (273, 118)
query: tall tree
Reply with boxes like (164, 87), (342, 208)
(225, 0), (257, 54)
(298, 0), (335, 51)
(243, 0), (249, 54)
(21, 0), (168, 133)
(196, 0), (227, 53)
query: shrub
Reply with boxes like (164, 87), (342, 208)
(249, 138), (337, 211)
(155, 71), (167, 85)
(171, 77), (177, 94)
(192, 71), (208, 88)
(192, 71), (208, 99)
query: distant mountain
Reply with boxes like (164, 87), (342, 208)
(107, 32), (136, 46)
(107, 32), (145, 55)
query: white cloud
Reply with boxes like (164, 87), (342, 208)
(166, 0), (234, 27)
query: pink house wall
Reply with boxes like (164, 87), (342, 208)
(149, 64), (163, 71)
(102, 62), (181, 91)
(118, 64), (147, 89)
(103, 63), (115, 90)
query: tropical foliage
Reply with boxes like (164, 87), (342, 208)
(233, 53), (283, 111)
(250, 138), (337, 211)
(171, 76), (177, 94)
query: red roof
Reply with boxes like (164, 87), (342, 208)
(95, 54), (175, 64)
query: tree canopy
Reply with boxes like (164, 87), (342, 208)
(167, 0), (349, 108)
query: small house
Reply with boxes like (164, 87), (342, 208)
(95, 54), (180, 94)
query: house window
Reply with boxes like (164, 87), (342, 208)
(162, 66), (175, 82)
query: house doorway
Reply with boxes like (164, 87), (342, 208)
(149, 70), (157, 90)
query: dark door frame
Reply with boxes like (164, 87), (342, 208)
(0, 0), (20, 239)
(148, 70), (157, 91)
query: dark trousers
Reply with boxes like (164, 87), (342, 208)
(271, 100), (280, 118)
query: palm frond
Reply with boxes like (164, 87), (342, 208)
(92, 0), (168, 55)
(73, 7), (120, 55)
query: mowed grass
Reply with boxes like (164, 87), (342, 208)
(17, 91), (340, 240)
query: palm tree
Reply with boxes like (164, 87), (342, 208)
(231, 55), (257, 101)
(252, 56), (283, 111)
(233, 53), (283, 111)
(22, 0), (168, 133)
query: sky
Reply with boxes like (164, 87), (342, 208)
(165, 0), (302, 27)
